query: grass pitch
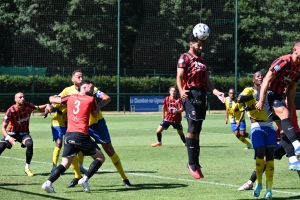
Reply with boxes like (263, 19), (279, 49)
(0, 113), (300, 199)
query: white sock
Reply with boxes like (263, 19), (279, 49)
(292, 141), (300, 150)
(46, 180), (52, 185)
(247, 180), (253, 185)
(289, 156), (298, 163)
(25, 164), (30, 169)
(83, 175), (89, 182)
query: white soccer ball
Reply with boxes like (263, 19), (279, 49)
(193, 23), (210, 40)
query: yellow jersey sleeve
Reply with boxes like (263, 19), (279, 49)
(240, 87), (269, 122)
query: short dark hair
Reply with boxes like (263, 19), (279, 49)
(188, 33), (205, 43)
(80, 80), (94, 87)
(72, 70), (82, 77)
(169, 86), (177, 91)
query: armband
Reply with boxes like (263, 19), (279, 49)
(5, 135), (11, 141)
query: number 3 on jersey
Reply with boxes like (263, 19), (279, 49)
(73, 100), (80, 114)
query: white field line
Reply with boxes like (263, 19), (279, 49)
(0, 156), (299, 196)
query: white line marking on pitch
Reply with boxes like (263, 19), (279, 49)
(1, 156), (299, 196)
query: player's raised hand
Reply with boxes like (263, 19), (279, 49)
(255, 101), (263, 110)
(217, 92), (225, 103)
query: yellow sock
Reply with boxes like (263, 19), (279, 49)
(238, 136), (249, 145)
(265, 160), (274, 190)
(52, 147), (61, 166)
(255, 158), (265, 184)
(110, 153), (128, 180)
(71, 155), (82, 179)
(78, 151), (84, 165)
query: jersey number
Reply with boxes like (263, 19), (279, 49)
(73, 100), (80, 114)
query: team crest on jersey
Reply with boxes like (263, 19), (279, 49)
(178, 59), (184, 63)
(274, 65), (280, 72)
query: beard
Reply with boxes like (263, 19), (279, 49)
(192, 48), (202, 57)
(85, 91), (93, 96)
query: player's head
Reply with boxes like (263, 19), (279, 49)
(169, 86), (177, 97)
(80, 80), (95, 96)
(71, 70), (83, 87)
(253, 71), (264, 87)
(228, 88), (235, 99)
(15, 92), (25, 106)
(292, 39), (300, 65)
(189, 33), (204, 57)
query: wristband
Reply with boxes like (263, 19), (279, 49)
(5, 135), (11, 141)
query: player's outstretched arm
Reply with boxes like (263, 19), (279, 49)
(49, 95), (62, 104)
(35, 104), (52, 118)
(96, 92), (111, 110)
(256, 71), (274, 110)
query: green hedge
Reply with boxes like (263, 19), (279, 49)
(0, 75), (256, 94)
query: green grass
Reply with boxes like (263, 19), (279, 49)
(0, 113), (300, 199)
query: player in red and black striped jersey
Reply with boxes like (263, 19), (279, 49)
(176, 33), (225, 179)
(151, 86), (186, 147)
(256, 39), (300, 170)
(0, 92), (51, 177)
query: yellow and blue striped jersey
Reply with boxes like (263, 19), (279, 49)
(60, 85), (104, 125)
(239, 87), (269, 122)
(224, 97), (245, 123)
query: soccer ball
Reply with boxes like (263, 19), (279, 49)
(193, 23), (210, 40)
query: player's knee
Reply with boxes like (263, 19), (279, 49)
(25, 139), (33, 148)
(56, 139), (63, 148)
(255, 147), (265, 159)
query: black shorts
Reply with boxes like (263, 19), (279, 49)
(160, 120), (183, 130)
(0, 132), (32, 149)
(263, 90), (285, 122)
(183, 88), (207, 121)
(186, 118), (203, 134)
(62, 132), (99, 157)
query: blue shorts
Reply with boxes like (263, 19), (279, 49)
(88, 118), (111, 144)
(250, 122), (277, 151)
(52, 126), (67, 141)
(230, 120), (246, 132)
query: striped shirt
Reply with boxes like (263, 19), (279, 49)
(269, 54), (300, 95)
(3, 102), (36, 133)
(177, 52), (209, 90)
(164, 96), (182, 123)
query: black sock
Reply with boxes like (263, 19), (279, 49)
(280, 133), (295, 157)
(186, 138), (196, 169)
(297, 170), (300, 177)
(157, 133), (162, 143)
(281, 118), (298, 143)
(195, 140), (200, 167)
(180, 135), (186, 143)
(48, 164), (66, 183)
(0, 142), (7, 155)
(86, 159), (102, 179)
(249, 169), (257, 183)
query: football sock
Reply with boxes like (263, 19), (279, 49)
(52, 147), (61, 166)
(255, 158), (265, 184)
(71, 155), (82, 179)
(48, 164), (66, 183)
(110, 153), (128, 180)
(0, 142), (7, 155)
(265, 160), (274, 190)
(25, 139), (33, 164)
(297, 170), (300, 177)
(195, 140), (200, 166)
(78, 151), (84, 165)
(249, 169), (257, 183)
(237, 136), (249, 145)
(280, 133), (296, 157)
(180, 135), (186, 143)
(25, 164), (30, 169)
(186, 138), (196, 168)
(281, 118), (300, 148)
(86, 159), (102, 179)
(157, 133), (162, 143)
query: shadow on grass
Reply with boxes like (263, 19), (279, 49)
(91, 183), (188, 193)
(0, 186), (71, 200)
(238, 196), (300, 200)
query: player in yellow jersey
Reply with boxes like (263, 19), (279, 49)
(50, 103), (67, 173)
(237, 71), (276, 199)
(63, 70), (131, 187)
(224, 88), (252, 149)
